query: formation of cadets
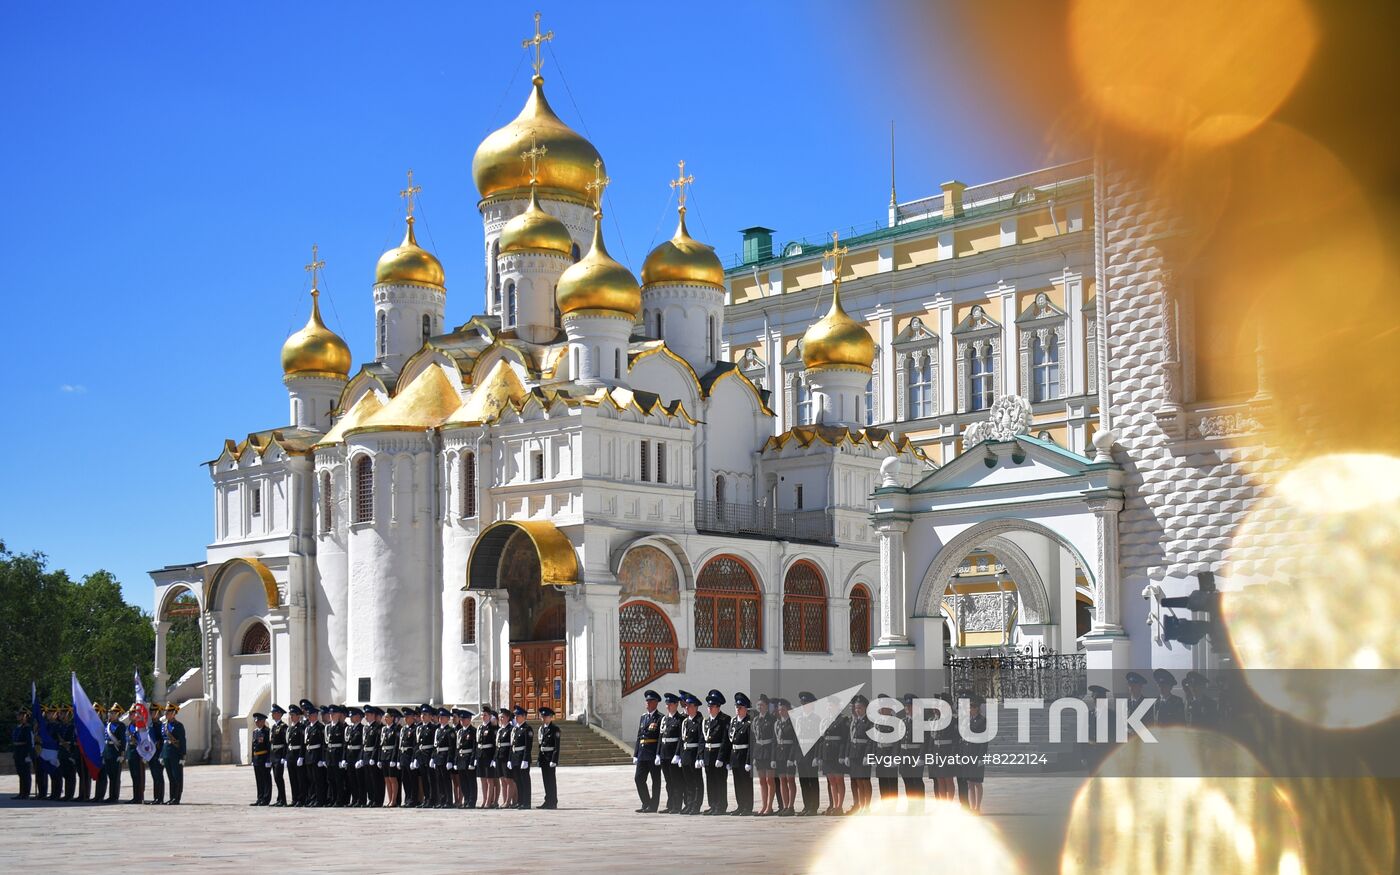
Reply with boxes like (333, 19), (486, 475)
(630, 688), (994, 817)
(247, 700), (561, 810)
(8, 702), (187, 804)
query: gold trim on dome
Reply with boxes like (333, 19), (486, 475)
(375, 216), (446, 291)
(641, 211), (724, 289)
(315, 391), (384, 447)
(472, 77), (604, 203)
(347, 364), (460, 435)
(282, 284), (352, 378)
(206, 557), (279, 612)
(499, 184), (574, 257)
(467, 519), (578, 588)
(801, 231), (874, 372)
(555, 203), (641, 319)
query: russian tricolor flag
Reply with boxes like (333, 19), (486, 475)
(71, 672), (105, 780)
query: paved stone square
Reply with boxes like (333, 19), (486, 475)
(0, 767), (1082, 872)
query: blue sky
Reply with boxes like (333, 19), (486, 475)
(0, 2), (1048, 610)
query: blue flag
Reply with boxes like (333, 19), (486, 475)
(30, 682), (60, 776)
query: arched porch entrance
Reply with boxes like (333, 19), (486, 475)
(467, 520), (578, 717)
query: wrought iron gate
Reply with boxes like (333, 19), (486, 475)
(945, 645), (1086, 700)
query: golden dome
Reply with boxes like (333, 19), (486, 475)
(499, 185), (574, 256)
(472, 77), (604, 204)
(375, 217), (445, 290)
(556, 214), (640, 319)
(641, 211), (724, 288)
(801, 281), (874, 372)
(282, 291), (351, 378)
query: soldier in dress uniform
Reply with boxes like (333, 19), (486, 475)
(678, 692), (705, 815)
(632, 689), (663, 812)
(1125, 672), (1149, 735)
(846, 694), (874, 812)
(124, 706), (147, 804)
(363, 706), (382, 807)
(820, 696), (849, 815)
(250, 712), (271, 806)
(432, 707), (454, 808)
(285, 704), (305, 805)
(727, 692), (753, 816)
(455, 709), (477, 808)
(771, 697), (798, 816)
(1153, 669), (1186, 726)
(958, 694), (989, 811)
(301, 702), (324, 806)
(11, 706), (34, 800)
(1183, 671), (1218, 728)
(930, 693), (959, 801)
(510, 705), (534, 809)
(346, 706), (367, 806)
(160, 703), (185, 804)
(379, 708), (400, 808)
(1083, 685), (1113, 769)
(536, 706), (560, 809)
(795, 691), (821, 815)
(751, 694), (776, 815)
(700, 689), (731, 815)
(397, 708), (418, 807)
(326, 704), (348, 806)
(898, 693), (925, 813)
(55, 705), (76, 800)
(873, 694), (900, 801)
(267, 704), (288, 806)
(657, 692), (684, 814)
(146, 704), (165, 804)
(97, 703), (125, 802)
(497, 705), (517, 808)
(476, 707), (497, 808)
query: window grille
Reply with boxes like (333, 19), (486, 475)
(850, 584), (872, 654)
(695, 556), (761, 650)
(620, 601), (678, 694)
(782, 560), (827, 653)
(354, 455), (373, 523)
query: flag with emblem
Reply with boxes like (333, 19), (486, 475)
(30, 682), (60, 775)
(71, 672), (105, 779)
(132, 669), (156, 762)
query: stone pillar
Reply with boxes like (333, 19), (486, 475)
(1082, 486), (1130, 671)
(874, 518), (909, 646)
(153, 620), (171, 700)
(1056, 545), (1080, 653)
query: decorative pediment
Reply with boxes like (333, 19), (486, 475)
(781, 340), (805, 369)
(1015, 291), (1067, 324)
(910, 433), (1100, 493)
(952, 304), (1000, 335)
(893, 316), (938, 346)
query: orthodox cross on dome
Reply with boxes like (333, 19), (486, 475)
(669, 159), (694, 213)
(399, 169), (422, 220)
(823, 231), (848, 284)
(304, 244), (326, 299)
(521, 135), (548, 186)
(522, 11), (554, 81)
(585, 158), (610, 216)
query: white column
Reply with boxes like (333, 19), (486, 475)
(1082, 490), (1130, 672)
(875, 519), (909, 646)
(874, 307), (895, 421)
(936, 299), (955, 415)
(1064, 271), (1085, 397)
(153, 620), (171, 700)
(992, 285), (1019, 398)
(1056, 545), (1080, 652)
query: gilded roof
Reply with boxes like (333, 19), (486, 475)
(443, 360), (531, 428)
(349, 365), (461, 435)
(314, 391), (384, 447)
(763, 424), (928, 460)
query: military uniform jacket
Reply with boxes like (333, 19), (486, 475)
(160, 720), (185, 764)
(772, 716), (797, 770)
(658, 711), (684, 764)
(701, 711), (731, 768)
(377, 723), (397, 766)
(150, 720), (165, 761)
(363, 722), (381, 765)
(124, 723), (144, 763)
(304, 720), (325, 766)
(794, 712), (820, 776)
(819, 714), (849, 768)
(495, 723), (513, 767)
(414, 722), (436, 769)
(433, 723), (455, 768)
(58, 722), (76, 766)
(456, 723), (476, 769)
(270, 721), (288, 764)
(679, 714), (704, 768)
(103, 719), (125, 764)
(1154, 694), (1186, 726)
(897, 714), (923, 776)
(846, 714), (874, 776)
(397, 723), (416, 769)
(727, 714), (752, 768)
(326, 721), (347, 764)
(11, 724), (33, 764)
(347, 722), (365, 765)
(475, 722), (496, 769)
(874, 715), (900, 777)
(510, 721), (534, 769)
(1186, 695), (1218, 728)
(634, 709), (662, 760)
(537, 723), (560, 768)
(751, 712), (775, 768)
(251, 725), (271, 764)
(287, 720), (305, 763)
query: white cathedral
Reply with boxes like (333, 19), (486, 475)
(151, 23), (1280, 763)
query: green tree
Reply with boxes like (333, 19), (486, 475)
(164, 593), (202, 687)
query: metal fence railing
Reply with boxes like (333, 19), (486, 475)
(693, 499), (835, 544)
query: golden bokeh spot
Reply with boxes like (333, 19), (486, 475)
(1063, 729), (1305, 874)
(1068, 0), (1317, 146)
(1223, 453), (1400, 728)
(809, 798), (1023, 874)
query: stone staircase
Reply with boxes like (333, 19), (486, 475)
(528, 721), (631, 766)
(981, 706), (1090, 774)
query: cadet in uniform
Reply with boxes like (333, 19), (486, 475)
(1183, 671), (1218, 727)
(819, 695), (849, 815)
(1153, 669), (1186, 726)
(958, 694), (988, 811)
(329, 704), (351, 806)
(1125, 672), (1149, 736)
(380, 708), (402, 807)
(431, 707), (453, 808)
(873, 695), (900, 801)
(930, 693), (959, 800)
(632, 689), (663, 812)
(476, 707), (497, 808)
(250, 712), (271, 805)
(536, 706), (560, 809)
(455, 708), (477, 808)
(146, 704), (165, 804)
(727, 692), (753, 816)
(302, 702), (325, 807)
(349, 707), (369, 806)
(846, 694), (874, 812)
(495, 706), (515, 808)
(795, 691), (821, 815)
(678, 692), (704, 815)
(363, 706), (383, 807)
(657, 692), (684, 814)
(56, 706), (77, 800)
(286, 704), (306, 805)
(97, 703), (125, 802)
(771, 698), (797, 816)
(11, 706), (34, 800)
(752, 694), (776, 816)
(397, 708), (417, 807)
(898, 693), (925, 813)
(161, 703), (186, 804)
(510, 705), (534, 809)
(701, 689), (731, 815)
(268, 704), (288, 806)
(124, 706), (147, 804)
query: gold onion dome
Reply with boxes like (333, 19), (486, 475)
(282, 292), (351, 378)
(499, 185), (574, 256)
(802, 283), (874, 372)
(641, 211), (724, 288)
(375, 217), (445, 290)
(472, 77), (604, 203)
(556, 214), (640, 318)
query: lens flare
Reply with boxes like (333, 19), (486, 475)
(1223, 453), (1400, 728)
(808, 797), (1023, 874)
(1063, 729), (1306, 874)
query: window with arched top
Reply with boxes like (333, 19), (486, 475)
(782, 560), (828, 653)
(239, 622), (271, 655)
(460, 452), (478, 518)
(319, 470), (333, 532)
(850, 584), (872, 654)
(353, 455), (373, 524)
(695, 555), (762, 650)
(491, 240), (500, 309)
(571, 242), (581, 263)
(907, 353), (934, 419)
(505, 281), (517, 326)
(422, 313), (431, 341)
(462, 596), (477, 645)
(620, 601), (678, 695)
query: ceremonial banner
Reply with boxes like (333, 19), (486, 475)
(132, 669), (156, 762)
(71, 672), (105, 779)
(30, 682), (60, 775)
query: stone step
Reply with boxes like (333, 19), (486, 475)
(522, 722), (631, 767)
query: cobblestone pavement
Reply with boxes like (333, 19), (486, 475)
(0, 767), (1083, 873)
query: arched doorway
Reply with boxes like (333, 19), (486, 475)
(467, 520), (578, 717)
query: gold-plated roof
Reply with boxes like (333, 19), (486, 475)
(556, 214), (640, 318)
(444, 359), (531, 427)
(375, 217), (446, 290)
(499, 185), (574, 256)
(281, 292), (351, 378)
(472, 78), (604, 204)
(469, 519), (579, 587)
(206, 557), (279, 612)
(314, 392), (384, 446)
(764, 424), (928, 461)
(641, 211), (724, 289)
(350, 364), (460, 434)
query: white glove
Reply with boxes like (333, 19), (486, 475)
(339, 760), (347, 768)
(632, 756), (638, 764)
(725, 762), (731, 771)
(745, 764), (752, 773)
(694, 760), (702, 770)
(547, 762), (554, 768)
(671, 756), (681, 765)
(654, 756), (661, 765)
(356, 760), (364, 769)
(319, 761), (326, 768)
(264, 761), (273, 769)
(297, 757), (304, 767)
(410, 762), (418, 771)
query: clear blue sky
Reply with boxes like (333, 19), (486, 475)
(0, 2), (1047, 611)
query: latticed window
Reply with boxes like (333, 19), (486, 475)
(353, 455), (373, 524)
(377, 312), (387, 357)
(240, 623), (271, 655)
(864, 377), (876, 425)
(655, 442), (666, 484)
(620, 601), (678, 695)
(461, 452), (478, 518)
(462, 597), (477, 645)
(639, 440), (650, 482)
(695, 556), (762, 650)
(850, 584), (872, 654)
(783, 560), (828, 653)
(320, 471), (333, 532)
